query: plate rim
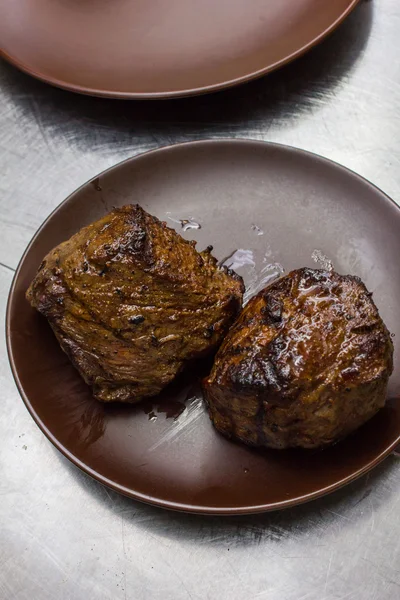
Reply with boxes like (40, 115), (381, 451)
(6, 138), (400, 515)
(0, 0), (361, 99)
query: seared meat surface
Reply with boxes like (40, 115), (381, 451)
(27, 204), (244, 403)
(203, 268), (393, 449)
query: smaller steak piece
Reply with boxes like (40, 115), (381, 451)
(27, 205), (244, 403)
(203, 268), (394, 449)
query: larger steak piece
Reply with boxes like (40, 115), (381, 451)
(27, 204), (244, 403)
(203, 268), (393, 449)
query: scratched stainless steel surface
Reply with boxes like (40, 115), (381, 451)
(1, 0), (400, 598)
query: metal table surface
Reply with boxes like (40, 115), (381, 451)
(1, 1), (400, 598)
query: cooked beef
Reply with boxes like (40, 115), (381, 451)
(203, 268), (394, 449)
(26, 204), (244, 403)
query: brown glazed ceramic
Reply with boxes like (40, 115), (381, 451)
(7, 140), (400, 514)
(0, 0), (360, 98)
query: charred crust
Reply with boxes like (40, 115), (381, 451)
(228, 345), (244, 356)
(350, 323), (377, 334)
(151, 335), (159, 347)
(129, 315), (145, 325)
(204, 324), (215, 339)
(261, 297), (283, 325)
(228, 357), (283, 394)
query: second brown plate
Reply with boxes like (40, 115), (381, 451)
(0, 0), (360, 98)
(7, 140), (400, 514)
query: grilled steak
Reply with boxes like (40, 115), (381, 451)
(203, 268), (393, 449)
(27, 204), (244, 403)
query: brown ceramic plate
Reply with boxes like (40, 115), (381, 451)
(7, 140), (400, 514)
(0, 0), (360, 98)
